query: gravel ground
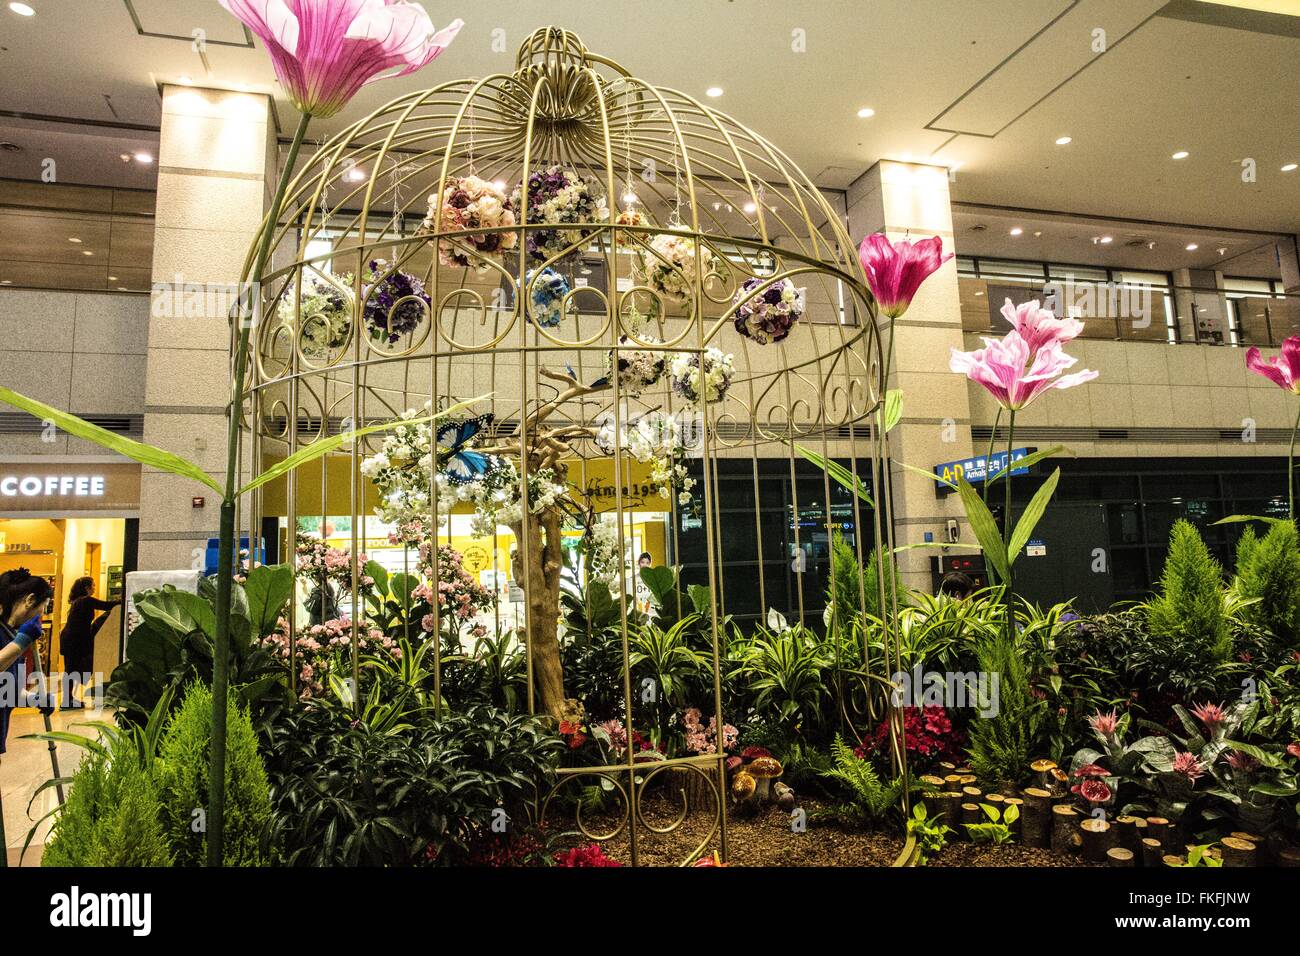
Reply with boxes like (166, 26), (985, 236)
(561, 794), (1098, 867)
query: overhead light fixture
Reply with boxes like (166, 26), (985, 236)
(8, 3), (36, 16)
(973, 290), (984, 297)
(82, 250), (93, 256)
(107, 276), (118, 282)
(492, 179), (507, 192)
(1217, 247), (1227, 256)
(1055, 136), (1072, 145)
(133, 152), (153, 164)
(705, 86), (723, 98)
(712, 201), (721, 211)
(1185, 243), (1199, 251)
(0, 280), (12, 285)
(1099, 236), (1113, 244)
(116, 286), (128, 292)
(346, 167), (366, 182)
(1009, 227), (1023, 236)
(178, 75), (193, 86)
(1033, 231), (1043, 238)
(621, 190), (638, 206)
(742, 201), (757, 214)
(1171, 150), (1189, 160)
(856, 107), (875, 119)
(1283, 163), (1298, 172)
(68, 237), (82, 244)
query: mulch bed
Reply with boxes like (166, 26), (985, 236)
(561, 794), (1097, 867)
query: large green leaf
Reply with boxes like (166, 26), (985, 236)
(898, 460), (957, 491)
(883, 389), (903, 434)
(987, 445), (1072, 485)
(1212, 514), (1290, 527)
(639, 565), (676, 605)
(794, 443), (874, 506)
(236, 393), (490, 496)
(1009, 467), (1061, 559)
(956, 477), (1008, 582)
(244, 563), (293, 639)
(134, 587), (215, 639)
(0, 385), (221, 493)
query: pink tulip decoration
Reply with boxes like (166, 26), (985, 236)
(1245, 336), (1300, 517)
(857, 233), (953, 320)
(218, 0), (463, 118)
(949, 331), (1098, 412)
(999, 297), (1084, 355)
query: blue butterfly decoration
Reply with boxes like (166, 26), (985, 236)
(437, 414), (499, 485)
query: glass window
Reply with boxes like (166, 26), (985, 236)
(976, 258), (1047, 280)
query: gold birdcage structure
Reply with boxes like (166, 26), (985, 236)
(246, 27), (902, 865)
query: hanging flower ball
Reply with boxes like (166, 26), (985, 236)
(669, 348), (734, 405)
(525, 267), (570, 329)
(279, 271), (352, 358)
(733, 276), (804, 345)
(361, 259), (431, 343)
(640, 232), (715, 302)
(511, 164), (608, 263)
(614, 206), (651, 248)
(423, 174), (518, 269)
(606, 334), (665, 397)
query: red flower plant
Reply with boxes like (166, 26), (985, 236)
(554, 843), (622, 867)
(863, 706), (965, 764)
(1072, 778), (1112, 804)
(1286, 742), (1300, 759)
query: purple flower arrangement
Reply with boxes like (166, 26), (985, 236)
(362, 259), (431, 344)
(733, 276), (805, 345)
(511, 164), (609, 263)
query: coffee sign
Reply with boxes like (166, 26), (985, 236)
(0, 462), (141, 513)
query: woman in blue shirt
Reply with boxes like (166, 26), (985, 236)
(0, 569), (53, 757)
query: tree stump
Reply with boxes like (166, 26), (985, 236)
(1051, 805), (1080, 855)
(1107, 847), (1135, 867)
(919, 774), (947, 793)
(1080, 818), (1114, 863)
(933, 791), (964, 829)
(1141, 837), (1164, 867)
(1219, 836), (1256, 868)
(1020, 788), (1052, 848)
(938, 761), (958, 776)
(1276, 846), (1300, 867)
(1114, 815), (1144, 853)
(1145, 817), (1171, 851)
(1162, 854), (1186, 867)
(961, 785), (983, 803)
(961, 802), (982, 837)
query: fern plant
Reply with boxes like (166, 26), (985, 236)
(1145, 520), (1231, 663)
(1233, 520), (1300, 644)
(156, 681), (273, 867)
(817, 733), (905, 827)
(966, 630), (1043, 787)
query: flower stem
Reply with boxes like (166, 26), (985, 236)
(982, 407), (1002, 505)
(1003, 409), (1016, 642)
(208, 110), (312, 868)
(1290, 401), (1300, 521)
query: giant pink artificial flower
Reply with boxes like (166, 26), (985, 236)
(1246, 337), (1300, 394)
(857, 233), (953, 319)
(950, 330), (1098, 410)
(1000, 298), (1083, 354)
(217, 0), (463, 118)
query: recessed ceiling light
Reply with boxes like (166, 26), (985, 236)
(492, 179), (507, 192)
(134, 152), (153, 164)
(0, 280), (12, 285)
(1033, 231), (1042, 238)
(1171, 150), (1189, 160)
(178, 75), (193, 85)
(1185, 243), (1198, 251)
(974, 290), (984, 297)
(8, 3), (36, 17)
(742, 201), (757, 214)
(107, 276), (118, 282)
(116, 286), (128, 292)
(1283, 163), (1298, 172)
(346, 167), (366, 182)
(82, 250), (93, 256)
(1055, 136), (1072, 145)
(1009, 227), (1023, 236)
(68, 237), (82, 243)
(857, 107), (875, 119)
(1099, 236), (1113, 244)
(705, 87), (723, 98)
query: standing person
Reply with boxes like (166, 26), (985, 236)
(0, 569), (54, 759)
(58, 577), (121, 711)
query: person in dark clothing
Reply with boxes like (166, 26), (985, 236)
(0, 569), (54, 757)
(937, 571), (976, 601)
(59, 576), (120, 710)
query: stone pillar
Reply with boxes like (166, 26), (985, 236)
(138, 85), (275, 571)
(845, 161), (973, 591)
